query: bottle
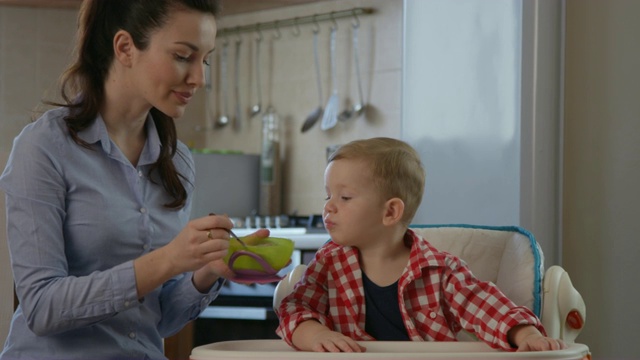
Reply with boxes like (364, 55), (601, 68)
(259, 105), (282, 216)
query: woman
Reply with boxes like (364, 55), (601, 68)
(0, 1), (264, 359)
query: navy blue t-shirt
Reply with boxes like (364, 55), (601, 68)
(363, 272), (410, 340)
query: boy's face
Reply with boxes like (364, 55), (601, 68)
(323, 159), (388, 247)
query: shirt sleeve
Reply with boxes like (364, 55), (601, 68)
(0, 131), (146, 336)
(275, 247), (334, 346)
(156, 274), (224, 337)
(441, 255), (545, 351)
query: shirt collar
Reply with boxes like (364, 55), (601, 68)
(77, 113), (162, 166)
(403, 229), (446, 280)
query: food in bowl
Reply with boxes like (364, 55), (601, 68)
(224, 235), (294, 275)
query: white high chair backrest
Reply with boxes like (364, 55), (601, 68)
(273, 225), (587, 343)
(274, 225), (544, 317)
(410, 225), (544, 317)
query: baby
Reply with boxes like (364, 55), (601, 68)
(276, 137), (566, 353)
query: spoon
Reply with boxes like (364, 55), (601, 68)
(301, 25), (324, 132)
(338, 22), (365, 122)
(209, 213), (247, 247)
(250, 30), (263, 118)
(216, 38), (230, 128)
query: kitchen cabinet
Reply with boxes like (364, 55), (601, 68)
(0, 0), (328, 14)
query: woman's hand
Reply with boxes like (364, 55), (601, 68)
(197, 227), (271, 274)
(164, 215), (234, 275)
(134, 214), (236, 297)
(191, 219), (270, 292)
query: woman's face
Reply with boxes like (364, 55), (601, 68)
(129, 9), (217, 118)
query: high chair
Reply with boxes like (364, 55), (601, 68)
(273, 225), (586, 343)
(190, 225), (590, 359)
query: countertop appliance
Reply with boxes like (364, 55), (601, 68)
(190, 152), (260, 219)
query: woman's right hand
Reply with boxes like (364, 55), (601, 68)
(164, 214), (234, 275)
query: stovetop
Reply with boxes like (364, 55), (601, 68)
(231, 214), (324, 230)
(230, 214), (328, 249)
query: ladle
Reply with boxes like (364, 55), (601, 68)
(250, 27), (263, 118)
(216, 38), (230, 128)
(301, 19), (324, 132)
(338, 17), (365, 122)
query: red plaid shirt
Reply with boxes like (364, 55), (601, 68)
(275, 229), (544, 350)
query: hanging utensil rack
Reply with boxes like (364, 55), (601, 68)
(216, 7), (375, 38)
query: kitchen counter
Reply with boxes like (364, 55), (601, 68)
(233, 228), (329, 250)
(191, 340), (590, 360)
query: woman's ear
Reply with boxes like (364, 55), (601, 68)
(382, 198), (405, 226)
(113, 30), (135, 67)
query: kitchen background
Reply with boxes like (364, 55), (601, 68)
(0, 0), (639, 359)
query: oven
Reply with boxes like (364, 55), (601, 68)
(193, 221), (328, 346)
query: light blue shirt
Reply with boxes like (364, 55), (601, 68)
(0, 107), (223, 360)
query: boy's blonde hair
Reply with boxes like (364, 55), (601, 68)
(328, 137), (426, 226)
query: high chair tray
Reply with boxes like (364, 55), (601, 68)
(190, 340), (590, 360)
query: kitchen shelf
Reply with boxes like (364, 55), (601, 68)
(0, 0), (329, 15)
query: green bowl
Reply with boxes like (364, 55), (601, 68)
(224, 236), (294, 274)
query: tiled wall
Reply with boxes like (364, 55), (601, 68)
(0, 0), (402, 341)
(204, 0), (403, 215)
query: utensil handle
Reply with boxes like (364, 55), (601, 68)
(330, 27), (337, 95)
(353, 24), (364, 106)
(313, 30), (323, 106)
(255, 38), (262, 105)
(234, 39), (242, 129)
(221, 41), (229, 116)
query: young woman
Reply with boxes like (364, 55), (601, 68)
(0, 1), (266, 358)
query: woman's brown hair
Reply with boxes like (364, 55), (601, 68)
(48, 0), (221, 209)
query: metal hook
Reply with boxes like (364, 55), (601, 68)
(351, 9), (360, 29)
(235, 26), (242, 43)
(330, 12), (338, 31)
(255, 23), (263, 42)
(291, 17), (301, 37)
(312, 14), (320, 34)
(273, 20), (282, 40)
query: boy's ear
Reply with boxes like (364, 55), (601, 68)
(113, 30), (135, 67)
(382, 198), (405, 226)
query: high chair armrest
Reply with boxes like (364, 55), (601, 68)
(541, 265), (586, 343)
(273, 264), (308, 311)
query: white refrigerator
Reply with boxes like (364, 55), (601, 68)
(402, 0), (564, 265)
